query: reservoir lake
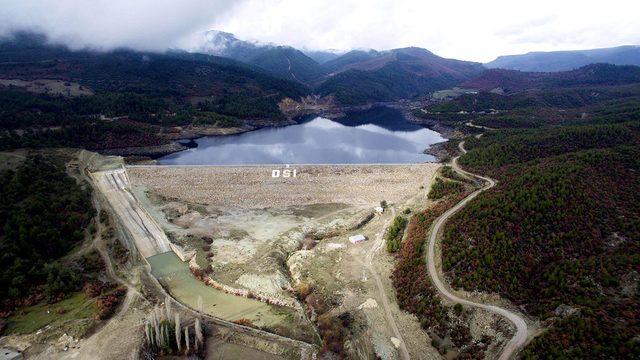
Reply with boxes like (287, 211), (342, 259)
(158, 107), (445, 165)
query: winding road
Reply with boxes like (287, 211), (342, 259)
(425, 139), (529, 360)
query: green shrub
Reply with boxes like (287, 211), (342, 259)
(386, 216), (407, 253)
(428, 178), (464, 200)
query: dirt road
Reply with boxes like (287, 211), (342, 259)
(51, 183), (145, 360)
(359, 207), (411, 360)
(91, 167), (171, 258)
(465, 121), (496, 131)
(425, 140), (529, 360)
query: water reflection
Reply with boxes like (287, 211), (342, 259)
(158, 108), (444, 165)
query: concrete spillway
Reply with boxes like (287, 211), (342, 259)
(92, 168), (171, 258)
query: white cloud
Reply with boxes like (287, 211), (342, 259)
(0, 0), (243, 51)
(212, 0), (640, 62)
(0, 0), (638, 62)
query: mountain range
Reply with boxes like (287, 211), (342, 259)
(2, 31), (640, 109)
(486, 45), (640, 72)
(192, 31), (485, 103)
(0, 32), (309, 100)
(192, 31), (640, 103)
(192, 31), (326, 85)
(317, 48), (484, 104)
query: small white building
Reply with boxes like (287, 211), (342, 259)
(349, 234), (367, 244)
(374, 206), (384, 214)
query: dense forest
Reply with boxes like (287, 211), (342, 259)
(462, 63), (640, 93)
(0, 33), (309, 100)
(0, 89), (278, 151)
(393, 192), (494, 358)
(317, 66), (423, 105)
(315, 47), (483, 105)
(415, 83), (640, 129)
(460, 122), (638, 170)
(0, 155), (94, 301)
(438, 98), (640, 357)
(427, 177), (465, 200)
(0, 33), (311, 152)
(399, 75), (640, 358)
(317, 62), (465, 105)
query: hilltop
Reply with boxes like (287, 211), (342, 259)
(486, 45), (640, 72)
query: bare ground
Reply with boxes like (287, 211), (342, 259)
(128, 164), (439, 209)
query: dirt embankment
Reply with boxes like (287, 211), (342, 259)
(128, 163), (445, 357)
(128, 164), (438, 209)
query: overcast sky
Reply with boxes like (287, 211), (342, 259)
(1, 0), (638, 62)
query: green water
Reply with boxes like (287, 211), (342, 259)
(147, 252), (284, 326)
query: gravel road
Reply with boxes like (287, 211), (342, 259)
(425, 139), (529, 360)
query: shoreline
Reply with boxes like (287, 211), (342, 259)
(99, 101), (452, 163)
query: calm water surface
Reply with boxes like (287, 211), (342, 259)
(158, 107), (445, 165)
(147, 252), (285, 326)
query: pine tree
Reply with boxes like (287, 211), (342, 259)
(184, 326), (190, 352)
(175, 313), (181, 352)
(195, 318), (203, 347)
(165, 295), (172, 320)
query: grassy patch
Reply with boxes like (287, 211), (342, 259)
(195, 249), (211, 269)
(5, 292), (98, 335)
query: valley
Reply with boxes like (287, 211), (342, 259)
(1, 12), (639, 360)
(86, 157), (457, 358)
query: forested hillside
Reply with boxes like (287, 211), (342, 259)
(400, 68), (640, 358)
(463, 64), (640, 93)
(192, 30), (326, 84)
(321, 49), (380, 74)
(243, 46), (325, 84)
(317, 64), (446, 105)
(441, 113), (640, 357)
(316, 48), (483, 105)
(416, 81), (640, 130)
(0, 33), (309, 100)
(0, 33), (313, 151)
(0, 154), (130, 337)
(393, 193), (497, 358)
(0, 89), (257, 151)
(0, 155), (94, 301)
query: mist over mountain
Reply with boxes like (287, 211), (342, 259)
(3, 29), (639, 107)
(303, 50), (341, 64)
(190, 31), (485, 103)
(0, 32), (308, 113)
(486, 46), (640, 72)
(191, 30), (326, 85)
